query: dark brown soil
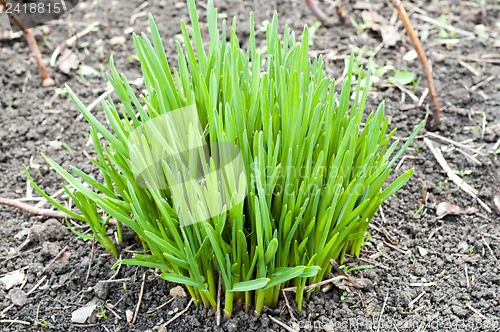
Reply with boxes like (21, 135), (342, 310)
(1, 0), (500, 331)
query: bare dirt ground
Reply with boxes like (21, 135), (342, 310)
(1, 0), (499, 331)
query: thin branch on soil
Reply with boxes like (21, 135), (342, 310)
(50, 21), (109, 67)
(412, 13), (473, 37)
(359, 257), (390, 270)
(69, 323), (103, 327)
(132, 272), (146, 324)
(105, 303), (122, 320)
(481, 234), (498, 262)
(464, 263), (469, 289)
(100, 278), (130, 284)
(0, 197), (78, 220)
(216, 273), (221, 326)
(281, 275), (346, 292)
(107, 255), (122, 281)
(456, 149), (482, 166)
(470, 75), (496, 92)
(458, 60), (480, 77)
(269, 316), (298, 332)
(423, 138), (492, 213)
(0, 320), (31, 326)
(426, 226), (444, 243)
(465, 302), (488, 320)
(408, 291), (425, 311)
(387, 82), (419, 102)
(164, 298), (193, 327)
(17, 236), (32, 252)
(378, 206), (388, 224)
(383, 242), (410, 255)
(304, 0), (330, 25)
(418, 312), (440, 332)
(494, 138), (500, 152)
(418, 88), (429, 107)
(282, 288), (295, 319)
(85, 236), (96, 283)
(460, 56), (500, 64)
(391, 0), (441, 126)
(0, 0), (55, 87)
(146, 297), (175, 314)
(376, 292), (389, 332)
(425, 132), (486, 156)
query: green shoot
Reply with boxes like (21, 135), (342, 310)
(28, 0), (422, 317)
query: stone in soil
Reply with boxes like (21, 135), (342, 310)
(31, 218), (68, 242)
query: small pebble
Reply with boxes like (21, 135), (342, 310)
(227, 322), (238, 332)
(94, 282), (110, 299)
(8, 288), (27, 307)
(126, 309), (134, 323)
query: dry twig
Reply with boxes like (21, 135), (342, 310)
(216, 273), (221, 326)
(391, 0), (441, 126)
(0, 197), (77, 220)
(0, 0), (55, 87)
(164, 299), (193, 327)
(269, 316), (298, 332)
(85, 236), (96, 283)
(424, 138), (491, 213)
(304, 0), (329, 25)
(0, 320), (31, 326)
(132, 272), (146, 324)
(377, 292), (389, 332)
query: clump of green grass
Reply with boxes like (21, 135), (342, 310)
(27, 0), (422, 317)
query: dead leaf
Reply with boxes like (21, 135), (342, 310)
(58, 48), (80, 75)
(399, 104), (416, 111)
(169, 285), (187, 298)
(58, 251), (71, 263)
(362, 10), (401, 47)
(71, 297), (98, 323)
(458, 254), (482, 264)
(0, 270), (25, 290)
(435, 202), (478, 219)
(493, 192), (500, 215)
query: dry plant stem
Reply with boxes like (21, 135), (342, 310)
(216, 273), (221, 326)
(424, 138), (492, 213)
(282, 288), (295, 319)
(0, 320), (31, 325)
(376, 292), (389, 332)
(391, 0), (441, 126)
(0, 196), (75, 219)
(268, 316), (298, 332)
(164, 299), (193, 327)
(85, 236), (96, 283)
(304, 0), (329, 24)
(0, 0), (55, 87)
(132, 272), (146, 324)
(281, 275), (346, 292)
